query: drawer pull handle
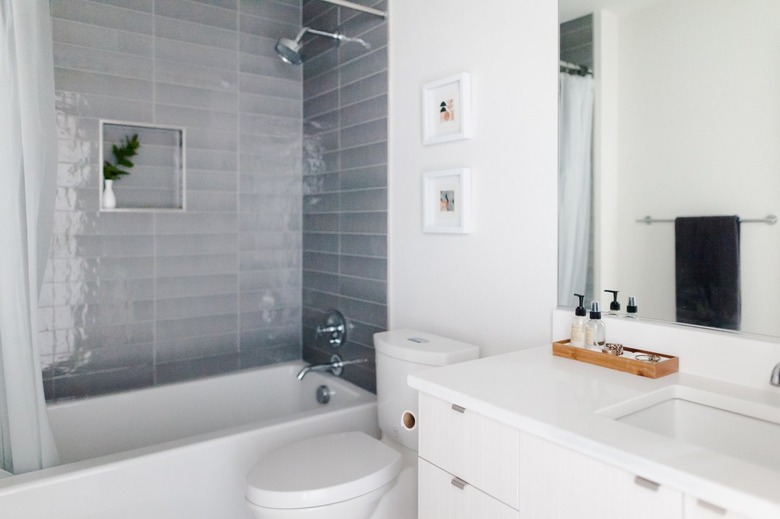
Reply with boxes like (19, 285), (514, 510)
(451, 403), (465, 413)
(451, 477), (467, 490)
(697, 500), (727, 516)
(633, 476), (660, 491)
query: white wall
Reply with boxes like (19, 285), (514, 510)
(606, 0), (780, 336)
(387, 0), (559, 356)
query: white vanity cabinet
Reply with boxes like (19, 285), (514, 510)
(411, 346), (780, 519)
(418, 393), (519, 518)
(418, 393), (683, 519)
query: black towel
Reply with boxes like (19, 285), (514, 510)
(675, 216), (740, 330)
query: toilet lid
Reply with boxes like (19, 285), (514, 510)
(246, 431), (402, 509)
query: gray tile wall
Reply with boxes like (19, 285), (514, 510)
(301, 0), (387, 393)
(560, 14), (593, 70)
(42, 0), (303, 400)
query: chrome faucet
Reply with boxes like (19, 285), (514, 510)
(771, 362), (780, 387)
(296, 354), (367, 380)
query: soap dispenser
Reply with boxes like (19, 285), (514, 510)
(570, 294), (587, 348)
(604, 290), (620, 315)
(626, 296), (638, 318)
(585, 301), (606, 351)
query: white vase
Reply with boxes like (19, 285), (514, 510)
(103, 179), (116, 209)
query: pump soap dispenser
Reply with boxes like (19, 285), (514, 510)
(605, 290), (620, 315)
(626, 296), (638, 318)
(585, 301), (606, 351)
(570, 294), (587, 348)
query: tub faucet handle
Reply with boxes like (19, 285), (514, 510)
(317, 323), (344, 335)
(315, 310), (347, 348)
(771, 362), (780, 387)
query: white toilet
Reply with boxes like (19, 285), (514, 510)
(245, 329), (479, 518)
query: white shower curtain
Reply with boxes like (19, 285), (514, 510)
(558, 73), (595, 305)
(0, 0), (59, 473)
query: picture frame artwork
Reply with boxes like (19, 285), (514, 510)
(422, 72), (472, 145)
(422, 168), (472, 234)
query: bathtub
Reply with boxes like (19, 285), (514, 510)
(0, 362), (378, 518)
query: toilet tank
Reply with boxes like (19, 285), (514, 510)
(374, 329), (479, 451)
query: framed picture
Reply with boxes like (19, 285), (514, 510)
(422, 168), (472, 234)
(422, 73), (473, 145)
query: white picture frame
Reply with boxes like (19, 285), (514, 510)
(422, 73), (473, 145)
(422, 168), (472, 234)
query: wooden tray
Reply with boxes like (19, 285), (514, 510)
(552, 339), (679, 379)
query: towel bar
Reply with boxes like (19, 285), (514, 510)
(636, 215), (777, 225)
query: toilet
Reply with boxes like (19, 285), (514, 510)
(245, 329), (479, 518)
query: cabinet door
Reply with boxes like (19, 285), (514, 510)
(517, 430), (683, 519)
(418, 394), (519, 508)
(685, 495), (751, 519)
(418, 458), (519, 519)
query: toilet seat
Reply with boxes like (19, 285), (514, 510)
(246, 431), (402, 509)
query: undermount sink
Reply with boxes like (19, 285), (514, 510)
(598, 385), (780, 472)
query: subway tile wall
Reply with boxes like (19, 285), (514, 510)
(301, 0), (387, 393)
(560, 14), (593, 70)
(41, 0), (304, 400)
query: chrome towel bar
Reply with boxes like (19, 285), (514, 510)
(636, 215), (777, 225)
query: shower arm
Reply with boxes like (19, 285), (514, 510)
(296, 27), (370, 49)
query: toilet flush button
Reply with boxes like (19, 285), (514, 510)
(407, 337), (429, 343)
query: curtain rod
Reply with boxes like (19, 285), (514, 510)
(559, 60), (592, 76)
(636, 215), (778, 225)
(319, 0), (387, 19)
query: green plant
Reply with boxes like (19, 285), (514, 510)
(103, 133), (140, 181)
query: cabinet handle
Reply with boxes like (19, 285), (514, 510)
(633, 476), (660, 491)
(451, 403), (465, 413)
(451, 477), (467, 490)
(697, 500), (727, 516)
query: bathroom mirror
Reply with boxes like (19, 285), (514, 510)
(558, 0), (780, 338)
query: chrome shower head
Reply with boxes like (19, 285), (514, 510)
(275, 37), (304, 65)
(274, 27), (371, 65)
(275, 27), (308, 65)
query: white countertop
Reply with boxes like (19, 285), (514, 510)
(408, 346), (780, 519)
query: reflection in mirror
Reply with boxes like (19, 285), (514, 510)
(558, 0), (780, 338)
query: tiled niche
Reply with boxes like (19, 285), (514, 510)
(100, 121), (186, 211)
(41, 0), (304, 400)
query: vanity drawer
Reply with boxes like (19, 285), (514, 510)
(418, 393), (519, 509)
(517, 429), (683, 518)
(418, 458), (519, 519)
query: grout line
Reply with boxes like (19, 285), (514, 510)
(235, 2), (242, 357)
(152, 0), (158, 386)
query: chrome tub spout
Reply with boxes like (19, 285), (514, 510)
(296, 354), (367, 380)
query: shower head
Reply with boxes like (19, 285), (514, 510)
(275, 27), (308, 65)
(275, 27), (371, 65)
(275, 37), (304, 65)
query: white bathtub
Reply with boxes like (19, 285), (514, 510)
(0, 362), (378, 518)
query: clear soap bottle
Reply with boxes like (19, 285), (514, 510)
(570, 294), (587, 348)
(585, 301), (606, 351)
